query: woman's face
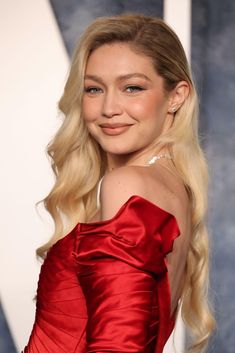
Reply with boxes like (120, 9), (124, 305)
(82, 43), (172, 156)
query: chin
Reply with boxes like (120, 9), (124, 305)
(101, 143), (139, 156)
(91, 133), (141, 155)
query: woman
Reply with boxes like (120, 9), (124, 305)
(23, 13), (215, 353)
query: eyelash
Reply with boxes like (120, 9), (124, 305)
(125, 85), (144, 93)
(84, 87), (102, 94)
(84, 85), (145, 94)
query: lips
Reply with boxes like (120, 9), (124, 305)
(100, 123), (133, 136)
(99, 123), (132, 128)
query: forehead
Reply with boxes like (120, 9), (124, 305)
(85, 43), (157, 77)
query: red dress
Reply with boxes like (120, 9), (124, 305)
(23, 195), (180, 353)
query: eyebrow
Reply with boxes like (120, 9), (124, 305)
(84, 73), (151, 83)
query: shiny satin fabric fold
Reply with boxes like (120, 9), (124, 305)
(22, 231), (88, 353)
(23, 195), (180, 353)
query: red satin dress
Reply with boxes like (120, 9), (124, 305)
(23, 195), (180, 353)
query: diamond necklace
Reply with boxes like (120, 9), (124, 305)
(147, 153), (172, 166)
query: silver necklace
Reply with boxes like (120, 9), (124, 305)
(147, 153), (172, 166)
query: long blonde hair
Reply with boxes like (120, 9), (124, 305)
(36, 13), (215, 352)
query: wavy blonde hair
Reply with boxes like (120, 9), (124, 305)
(36, 13), (215, 352)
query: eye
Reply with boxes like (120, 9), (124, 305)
(125, 86), (144, 93)
(84, 86), (103, 94)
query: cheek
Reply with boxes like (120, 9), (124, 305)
(82, 97), (100, 122)
(127, 95), (165, 120)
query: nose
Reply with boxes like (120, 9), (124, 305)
(101, 90), (122, 118)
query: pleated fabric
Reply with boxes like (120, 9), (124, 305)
(23, 195), (180, 353)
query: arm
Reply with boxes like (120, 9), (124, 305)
(83, 256), (157, 352)
(85, 168), (154, 352)
(100, 165), (190, 319)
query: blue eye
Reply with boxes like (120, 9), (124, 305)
(125, 86), (144, 93)
(84, 87), (102, 94)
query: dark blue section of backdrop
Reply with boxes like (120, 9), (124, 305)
(49, 0), (163, 56)
(192, 1), (235, 352)
(0, 301), (17, 353)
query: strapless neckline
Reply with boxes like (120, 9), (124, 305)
(80, 194), (179, 228)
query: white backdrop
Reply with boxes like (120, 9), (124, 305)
(0, 0), (69, 350)
(0, 0), (190, 351)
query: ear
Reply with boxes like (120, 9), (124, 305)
(167, 81), (190, 114)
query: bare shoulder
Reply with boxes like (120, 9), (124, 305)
(100, 163), (190, 228)
(100, 166), (146, 221)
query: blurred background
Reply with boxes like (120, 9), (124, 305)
(0, 0), (234, 352)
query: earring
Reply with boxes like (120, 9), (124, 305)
(171, 106), (177, 113)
